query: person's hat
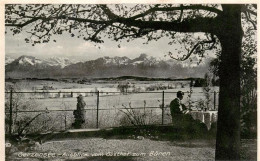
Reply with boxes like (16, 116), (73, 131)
(177, 91), (184, 97)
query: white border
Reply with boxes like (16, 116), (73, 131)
(0, 1), (259, 161)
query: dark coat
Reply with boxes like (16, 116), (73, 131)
(170, 98), (186, 115)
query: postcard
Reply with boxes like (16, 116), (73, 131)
(1, 1), (258, 161)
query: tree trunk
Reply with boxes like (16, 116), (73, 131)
(215, 5), (243, 160)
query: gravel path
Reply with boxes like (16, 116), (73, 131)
(8, 138), (216, 161)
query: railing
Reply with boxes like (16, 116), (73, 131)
(5, 89), (219, 135)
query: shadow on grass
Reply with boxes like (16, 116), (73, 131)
(167, 139), (216, 148)
(98, 122), (216, 142)
(10, 122), (216, 144)
(6, 120), (218, 148)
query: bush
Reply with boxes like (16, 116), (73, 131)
(5, 86), (51, 138)
(118, 102), (160, 127)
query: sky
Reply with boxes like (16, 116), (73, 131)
(5, 30), (218, 62)
(5, 30), (184, 61)
(4, 3), (219, 62)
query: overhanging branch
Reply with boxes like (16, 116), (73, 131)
(117, 17), (218, 34)
(5, 18), (40, 27)
(129, 5), (222, 20)
(99, 5), (119, 19)
(244, 11), (257, 30)
(5, 15), (112, 27)
(169, 35), (216, 61)
(6, 14), (218, 34)
(88, 24), (110, 43)
(241, 5), (257, 16)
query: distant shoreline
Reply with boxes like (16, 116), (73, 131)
(5, 76), (204, 82)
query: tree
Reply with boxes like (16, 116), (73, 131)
(5, 4), (257, 160)
(203, 73), (213, 111)
(117, 81), (130, 94)
(210, 20), (257, 138)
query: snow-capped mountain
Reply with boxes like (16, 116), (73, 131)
(97, 54), (161, 66)
(130, 53), (159, 65)
(97, 56), (131, 65)
(5, 54), (211, 79)
(6, 55), (77, 68)
(45, 57), (78, 68)
(5, 56), (15, 65)
(180, 56), (206, 68)
(17, 55), (46, 66)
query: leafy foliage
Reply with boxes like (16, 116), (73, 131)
(5, 4), (256, 63)
(5, 4), (226, 60)
(240, 28), (257, 138)
(202, 73), (213, 110)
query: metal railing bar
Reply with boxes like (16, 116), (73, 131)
(4, 106), (169, 113)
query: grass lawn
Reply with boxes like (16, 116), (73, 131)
(6, 138), (256, 161)
(5, 125), (256, 161)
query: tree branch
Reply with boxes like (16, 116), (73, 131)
(18, 113), (43, 136)
(178, 4), (184, 22)
(241, 5), (257, 16)
(118, 17), (218, 34)
(88, 24), (110, 43)
(129, 5), (222, 20)
(99, 5), (119, 19)
(5, 18), (40, 27)
(6, 14), (218, 34)
(244, 11), (257, 30)
(5, 15), (111, 27)
(169, 35), (216, 61)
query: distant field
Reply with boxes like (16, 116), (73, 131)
(6, 79), (193, 92)
(10, 87), (219, 110)
(5, 80), (219, 131)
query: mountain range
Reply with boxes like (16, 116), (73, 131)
(5, 54), (212, 79)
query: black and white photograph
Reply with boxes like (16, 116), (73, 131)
(3, 2), (257, 161)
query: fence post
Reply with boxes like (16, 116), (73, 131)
(162, 91), (164, 125)
(64, 115), (67, 130)
(96, 91), (99, 129)
(143, 101), (146, 115)
(214, 91), (216, 110)
(9, 89), (13, 135)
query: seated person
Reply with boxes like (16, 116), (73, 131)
(170, 91), (192, 127)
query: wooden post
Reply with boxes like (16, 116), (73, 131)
(143, 100), (146, 124)
(64, 115), (67, 130)
(214, 91), (216, 110)
(96, 91), (99, 129)
(162, 91), (164, 125)
(9, 89), (13, 135)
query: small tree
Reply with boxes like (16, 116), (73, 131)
(186, 85), (195, 110)
(196, 99), (205, 111)
(5, 85), (49, 139)
(202, 73), (212, 111)
(117, 82), (130, 94)
(119, 102), (146, 126)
